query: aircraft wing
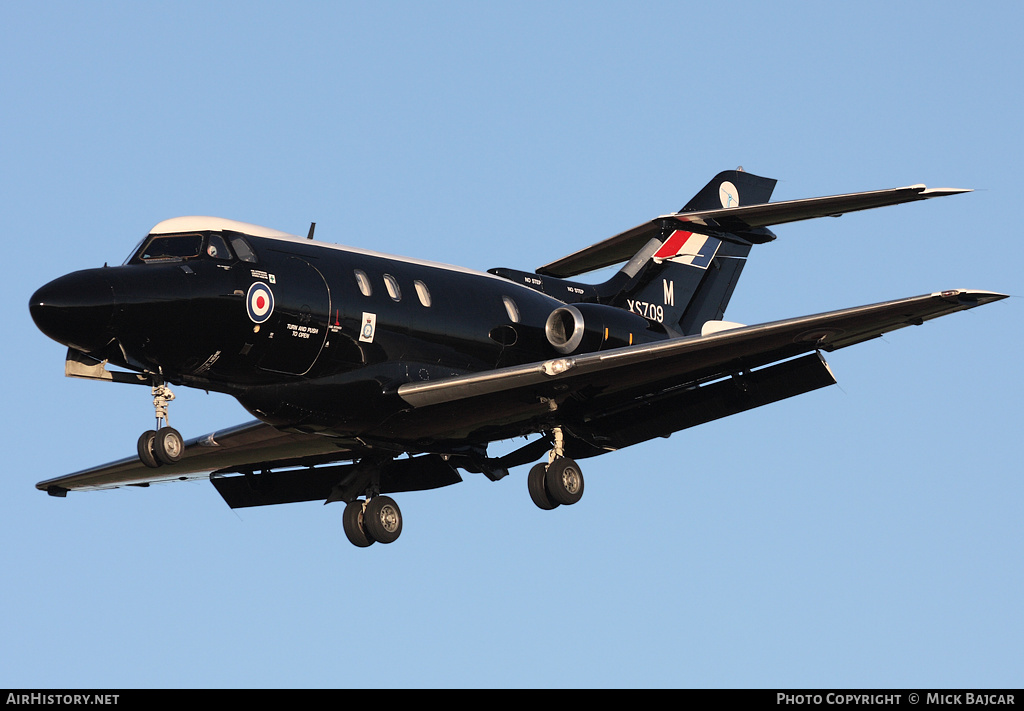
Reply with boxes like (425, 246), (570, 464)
(36, 419), (357, 494)
(539, 184), (970, 277)
(397, 289), (1006, 414)
(39, 289), (1006, 496)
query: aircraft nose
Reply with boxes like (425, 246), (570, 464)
(30, 269), (118, 353)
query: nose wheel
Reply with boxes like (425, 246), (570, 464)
(137, 381), (183, 468)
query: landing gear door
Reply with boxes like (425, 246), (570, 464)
(253, 256), (331, 376)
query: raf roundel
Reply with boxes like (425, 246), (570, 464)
(246, 282), (275, 323)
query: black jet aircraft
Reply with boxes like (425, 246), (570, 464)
(29, 170), (1006, 547)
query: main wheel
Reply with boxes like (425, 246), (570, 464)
(154, 427), (184, 465)
(545, 457), (584, 506)
(343, 500), (375, 548)
(527, 462), (559, 510)
(137, 430), (160, 469)
(363, 496), (403, 544)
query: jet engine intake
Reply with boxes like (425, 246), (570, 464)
(545, 303), (661, 355)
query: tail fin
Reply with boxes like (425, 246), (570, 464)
(677, 168), (777, 212)
(600, 170), (778, 335)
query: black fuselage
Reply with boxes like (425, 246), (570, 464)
(30, 227), (666, 453)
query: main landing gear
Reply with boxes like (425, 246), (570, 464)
(137, 381), (184, 469)
(343, 496), (403, 547)
(527, 427), (585, 510)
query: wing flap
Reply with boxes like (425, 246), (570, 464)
(211, 455), (463, 508)
(578, 351), (838, 451)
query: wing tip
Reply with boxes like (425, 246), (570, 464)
(38, 483), (68, 497)
(933, 289), (1009, 305)
(919, 186), (972, 197)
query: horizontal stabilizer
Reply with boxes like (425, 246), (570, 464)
(539, 183), (969, 278)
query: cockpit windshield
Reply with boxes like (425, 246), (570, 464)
(125, 231), (258, 265)
(137, 233), (204, 262)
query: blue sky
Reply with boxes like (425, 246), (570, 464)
(2, 1), (1021, 688)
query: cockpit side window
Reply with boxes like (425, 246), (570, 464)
(205, 234), (232, 260)
(228, 234), (258, 263)
(138, 233), (203, 261)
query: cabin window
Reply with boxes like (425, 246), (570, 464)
(228, 235), (258, 263)
(354, 270), (372, 296)
(383, 274), (402, 301)
(139, 233), (203, 261)
(413, 280), (431, 307)
(503, 296), (520, 323)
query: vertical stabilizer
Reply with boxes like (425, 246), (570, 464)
(678, 169), (777, 212)
(603, 169), (777, 335)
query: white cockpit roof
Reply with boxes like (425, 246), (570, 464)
(149, 216), (300, 239)
(145, 215), (511, 283)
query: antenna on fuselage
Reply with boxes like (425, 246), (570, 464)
(306, 222), (316, 240)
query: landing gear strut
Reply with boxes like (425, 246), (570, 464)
(137, 381), (183, 469)
(528, 427), (585, 510)
(343, 496), (404, 547)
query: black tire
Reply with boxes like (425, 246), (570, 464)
(545, 457), (584, 506)
(343, 500), (375, 548)
(363, 496), (403, 544)
(154, 427), (183, 465)
(527, 462), (559, 510)
(137, 430), (161, 469)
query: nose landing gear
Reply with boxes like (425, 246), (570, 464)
(137, 381), (184, 469)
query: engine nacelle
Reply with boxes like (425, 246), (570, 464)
(545, 303), (663, 355)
